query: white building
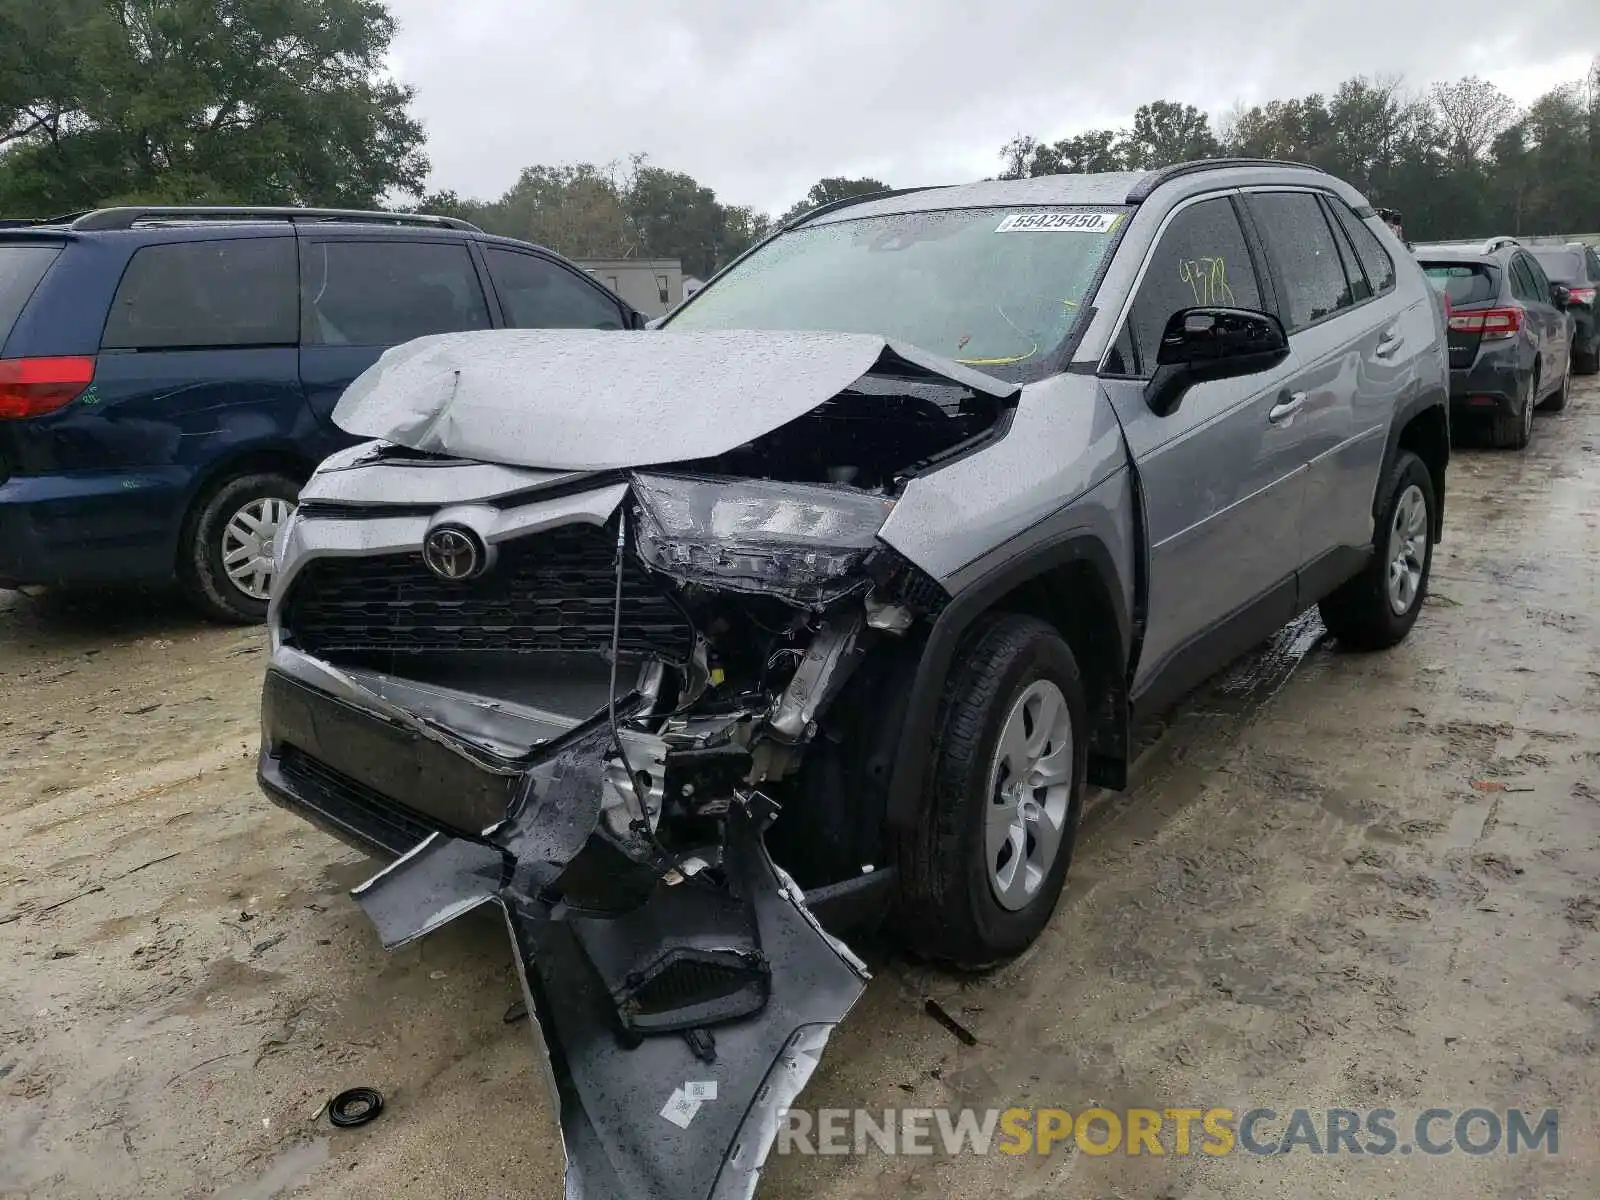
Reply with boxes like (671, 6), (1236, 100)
(576, 258), (683, 318)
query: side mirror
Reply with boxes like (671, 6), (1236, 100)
(1145, 307), (1291, 417)
(1551, 283), (1572, 308)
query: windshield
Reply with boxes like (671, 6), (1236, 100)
(1420, 261), (1497, 306)
(667, 206), (1128, 380)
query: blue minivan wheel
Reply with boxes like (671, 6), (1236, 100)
(179, 471), (299, 623)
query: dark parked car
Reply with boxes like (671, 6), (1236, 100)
(0, 206), (641, 620)
(1415, 236), (1574, 448)
(1527, 241), (1600, 375)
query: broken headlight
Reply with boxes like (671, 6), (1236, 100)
(630, 473), (894, 605)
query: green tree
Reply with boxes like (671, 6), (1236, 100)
(623, 159), (725, 277)
(0, 0), (427, 214)
(420, 157), (770, 275)
(1122, 101), (1219, 168)
(999, 67), (1600, 242)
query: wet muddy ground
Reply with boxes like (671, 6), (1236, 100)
(3, 379), (1598, 1199)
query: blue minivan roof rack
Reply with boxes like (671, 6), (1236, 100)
(67, 206), (480, 232)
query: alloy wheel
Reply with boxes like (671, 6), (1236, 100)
(986, 679), (1075, 911)
(1386, 483), (1428, 616)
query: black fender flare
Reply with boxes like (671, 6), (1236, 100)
(883, 533), (1131, 832)
(1374, 382), (1449, 542)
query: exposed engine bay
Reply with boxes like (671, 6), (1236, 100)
(260, 328), (1020, 1199)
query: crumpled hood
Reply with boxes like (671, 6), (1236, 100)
(331, 328), (1016, 472)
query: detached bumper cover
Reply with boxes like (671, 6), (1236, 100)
(355, 806), (866, 1200)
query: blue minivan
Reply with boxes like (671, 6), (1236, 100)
(0, 206), (641, 620)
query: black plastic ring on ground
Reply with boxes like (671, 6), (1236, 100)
(328, 1087), (384, 1128)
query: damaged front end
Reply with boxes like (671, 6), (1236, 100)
(260, 331), (1015, 1197)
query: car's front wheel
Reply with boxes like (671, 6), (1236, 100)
(179, 471), (299, 624)
(1318, 450), (1435, 651)
(895, 613), (1087, 968)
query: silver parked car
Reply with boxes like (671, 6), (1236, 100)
(258, 160), (1450, 1198)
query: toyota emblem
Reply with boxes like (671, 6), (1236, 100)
(422, 525), (486, 581)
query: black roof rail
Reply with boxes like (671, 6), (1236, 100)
(0, 210), (94, 229)
(1125, 158), (1329, 203)
(780, 185), (950, 232)
(67, 206), (480, 232)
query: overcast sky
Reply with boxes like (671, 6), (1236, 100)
(386, 0), (1599, 214)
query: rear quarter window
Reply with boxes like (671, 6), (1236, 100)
(102, 238), (298, 350)
(1329, 202), (1396, 295)
(1420, 262), (1497, 306)
(0, 243), (64, 349)
(482, 247), (626, 329)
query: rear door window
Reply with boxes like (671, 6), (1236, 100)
(0, 243), (63, 349)
(483, 247), (627, 329)
(102, 238), (297, 349)
(1420, 262), (1497, 306)
(1106, 196), (1263, 377)
(300, 240), (491, 347)
(1329, 202), (1396, 295)
(1246, 191), (1355, 332)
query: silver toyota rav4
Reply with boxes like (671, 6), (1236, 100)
(259, 159), (1449, 1198)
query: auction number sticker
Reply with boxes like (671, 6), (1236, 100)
(995, 211), (1123, 233)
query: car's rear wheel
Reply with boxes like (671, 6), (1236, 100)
(894, 613), (1087, 968)
(179, 471), (299, 624)
(1576, 337), (1600, 376)
(1318, 450), (1435, 651)
(1490, 372), (1535, 449)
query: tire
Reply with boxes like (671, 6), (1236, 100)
(893, 613), (1088, 968)
(1576, 339), (1600, 376)
(1318, 450), (1435, 652)
(1490, 372), (1535, 449)
(178, 471), (299, 624)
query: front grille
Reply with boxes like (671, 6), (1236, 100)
(277, 745), (440, 850)
(282, 523), (695, 663)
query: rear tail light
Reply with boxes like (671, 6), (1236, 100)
(1448, 307), (1523, 340)
(0, 356), (96, 419)
(1569, 286), (1596, 306)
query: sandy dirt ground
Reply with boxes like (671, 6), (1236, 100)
(2, 378), (1598, 1199)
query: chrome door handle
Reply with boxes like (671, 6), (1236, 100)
(1268, 392), (1305, 423)
(1375, 328), (1402, 358)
